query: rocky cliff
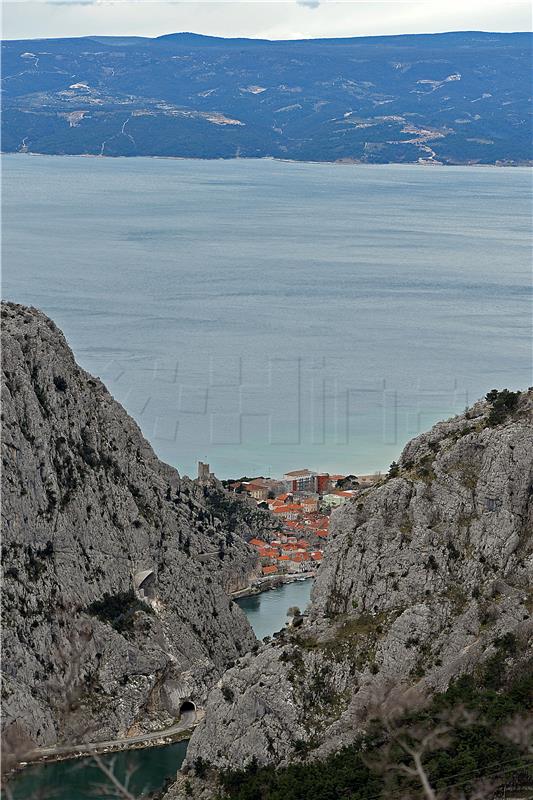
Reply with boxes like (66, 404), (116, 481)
(173, 389), (532, 795)
(1, 302), (260, 752)
(202, 485), (282, 548)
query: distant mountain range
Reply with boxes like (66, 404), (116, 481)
(2, 31), (532, 164)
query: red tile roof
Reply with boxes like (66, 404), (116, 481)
(249, 538), (268, 548)
(258, 547), (278, 558)
(290, 553), (311, 563)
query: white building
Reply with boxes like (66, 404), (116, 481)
(283, 469), (318, 493)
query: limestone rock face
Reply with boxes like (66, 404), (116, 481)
(1, 302), (259, 749)
(180, 390), (533, 783)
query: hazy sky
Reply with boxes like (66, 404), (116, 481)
(2, 0), (532, 41)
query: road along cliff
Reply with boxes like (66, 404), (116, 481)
(1, 301), (261, 758)
(167, 389), (532, 797)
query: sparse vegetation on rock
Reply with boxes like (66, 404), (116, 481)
(177, 389), (532, 790)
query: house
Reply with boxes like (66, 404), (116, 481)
(321, 493), (349, 508)
(283, 520), (300, 531)
(239, 477), (286, 501)
(272, 503), (301, 521)
(227, 481), (244, 493)
(274, 492), (293, 503)
(283, 469), (318, 493)
(249, 538), (268, 548)
(286, 553), (311, 573)
(281, 542), (300, 554)
(262, 565), (278, 576)
(247, 481), (270, 501)
(306, 513), (329, 530)
(276, 554), (291, 572)
(257, 546), (278, 560)
(283, 535), (297, 544)
(301, 496), (319, 513)
(316, 474), (333, 494)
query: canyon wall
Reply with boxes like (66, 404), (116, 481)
(1, 302), (260, 751)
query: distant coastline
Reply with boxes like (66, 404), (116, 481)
(3, 151), (532, 168)
(5, 32), (531, 167)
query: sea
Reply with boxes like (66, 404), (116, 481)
(2, 155), (531, 479)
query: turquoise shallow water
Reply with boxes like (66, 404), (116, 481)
(2, 156), (531, 478)
(236, 579), (313, 641)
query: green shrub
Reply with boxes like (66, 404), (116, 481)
(220, 656), (532, 800)
(53, 375), (67, 392)
(86, 589), (153, 633)
(222, 686), (235, 703)
(485, 389), (520, 426)
(193, 757), (208, 778)
(388, 461), (400, 478)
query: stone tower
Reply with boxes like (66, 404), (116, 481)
(198, 461), (210, 482)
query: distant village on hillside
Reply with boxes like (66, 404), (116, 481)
(200, 464), (382, 582)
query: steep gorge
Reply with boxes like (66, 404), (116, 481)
(2, 302), (531, 797)
(168, 389), (532, 797)
(1, 302), (261, 753)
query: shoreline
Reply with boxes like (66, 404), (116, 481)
(2, 151), (531, 169)
(9, 578), (314, 778)
(232, 571), (314, 599)
(7, 722), (195, 777)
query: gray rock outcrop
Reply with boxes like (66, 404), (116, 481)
(177, 389), (532, 789)
(1, 302), (260, 751)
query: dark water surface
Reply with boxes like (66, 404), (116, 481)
(5, 741), (188, 799)
(2, 156), (531, 478)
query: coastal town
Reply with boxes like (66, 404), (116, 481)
(221, 467), (382, 584)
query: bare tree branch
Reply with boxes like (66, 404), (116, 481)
(91, 755), (137, 800)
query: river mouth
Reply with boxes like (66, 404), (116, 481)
(4, 579), (313, 799)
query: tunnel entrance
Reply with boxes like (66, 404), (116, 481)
(179, 700), (196, 715)
(134, 568), (156, 600)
